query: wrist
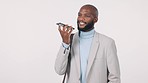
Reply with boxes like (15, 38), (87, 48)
(62, 42), (70, 49)
(63, 40), (70, 44)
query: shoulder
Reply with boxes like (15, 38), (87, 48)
(95, 32), (115, 46)
(96, 32), (114, 41)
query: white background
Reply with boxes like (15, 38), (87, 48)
(0, 0), (148, 83)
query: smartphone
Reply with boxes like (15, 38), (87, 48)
(56, 22), (75, 30)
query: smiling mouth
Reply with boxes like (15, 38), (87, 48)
(78, 21), (87, 28)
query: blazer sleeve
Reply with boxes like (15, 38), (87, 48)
(54, 45), (70, 75)
(106, 40), (121, 83)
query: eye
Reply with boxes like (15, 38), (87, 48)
(86, 15), (91, 17)
(78, 13), (81, 16)
(85, 14), (91, 17)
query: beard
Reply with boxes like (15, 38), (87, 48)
(77, 20), (94, 32)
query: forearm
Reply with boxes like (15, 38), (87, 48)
(54, 45), (70, 75)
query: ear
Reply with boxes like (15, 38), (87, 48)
(94, 17), (98, 23)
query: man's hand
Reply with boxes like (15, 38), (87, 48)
(58, 25), (73, 44)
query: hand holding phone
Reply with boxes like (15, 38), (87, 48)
(56, 22), (74, 44)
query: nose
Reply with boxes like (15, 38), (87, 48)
(78, 16), (85, 21)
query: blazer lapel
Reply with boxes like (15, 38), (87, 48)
(73, 32), (81, 79)
(86, 31), (100, 78)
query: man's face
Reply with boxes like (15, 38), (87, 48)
(77, 6), (97, 31)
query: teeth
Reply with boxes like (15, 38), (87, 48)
(79, 22), (85, 25)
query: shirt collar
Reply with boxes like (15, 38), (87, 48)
(80, 29), (95, 39)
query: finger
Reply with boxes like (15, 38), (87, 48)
(66, 26), (71, 32)
(58, 26), (62, 32)
(68, 26), (73, 34)
(58, 27), (63, 35)
(63, 25), (68, 32)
